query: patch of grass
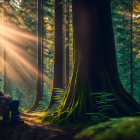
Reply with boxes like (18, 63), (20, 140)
(75, 116), (140, 140)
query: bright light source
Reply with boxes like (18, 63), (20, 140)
(0, 0), (4, 3)
(133, 14), (140, 18)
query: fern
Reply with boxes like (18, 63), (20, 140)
(87, 92), (116, 123)
(47, 88), (65, 113)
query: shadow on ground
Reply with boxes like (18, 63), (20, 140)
(0, 113), (75, 140)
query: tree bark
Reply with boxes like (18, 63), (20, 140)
(64, 0), (70, 88)
(27, 0), (43, 112)
(130, 0), (134, 96)
(45, 0), (64, 112)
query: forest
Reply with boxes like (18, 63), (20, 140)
(0, 0), (140, 139)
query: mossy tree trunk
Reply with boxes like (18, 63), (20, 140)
(27, 0), (43, 112)
(42, 0), (140, 124)
(64, 0), (70, 88)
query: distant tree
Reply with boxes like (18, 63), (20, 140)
(27, 0), (43, 112)
(132, 0), (140, 102)
(130, 0), (134, 97)
(111, 0), (140, 102)
(111, 0), (132, 95)
(3, 35), (6, 95)
(0, 6), (6, 94)
(45, 0), (64, 112)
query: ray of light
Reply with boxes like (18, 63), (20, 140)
(4, 40), (52, 85)
(0, 23), (37, 42)
(0, 22), (53, 92)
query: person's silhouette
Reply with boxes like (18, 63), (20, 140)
(0, 91), (24, 125)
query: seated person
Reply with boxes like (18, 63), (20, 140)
(0, 91), (24, 124)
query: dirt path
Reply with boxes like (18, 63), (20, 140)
(0, 113), (75, 140)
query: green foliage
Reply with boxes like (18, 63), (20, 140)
(87, 92), (116, 123)
(17, 0), (37, 32)
(75, 116), (140, 140)
(112, 0), (140, 103)
(46, 88), (65, 113)
(111, 0), (131, 94)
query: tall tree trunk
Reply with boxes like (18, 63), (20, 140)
(64, 0), (70, 88)
(42, 0), (140, 124)
(0, 7), (6, 94)
(27, 0), (43, 112)
(45, 0), (64, 112)
(3, 36), (6, 95)
(130, 0), (134, 97)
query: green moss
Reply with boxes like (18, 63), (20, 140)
(75, 116), (140, 140)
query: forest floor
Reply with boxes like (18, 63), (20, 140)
(0, 113), (140, 140)
(75, 116), (140, 140)
(0, 113), (76, 140)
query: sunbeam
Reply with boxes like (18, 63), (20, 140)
(0, 22), (52, 94)
(0, 23), (37, 44)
